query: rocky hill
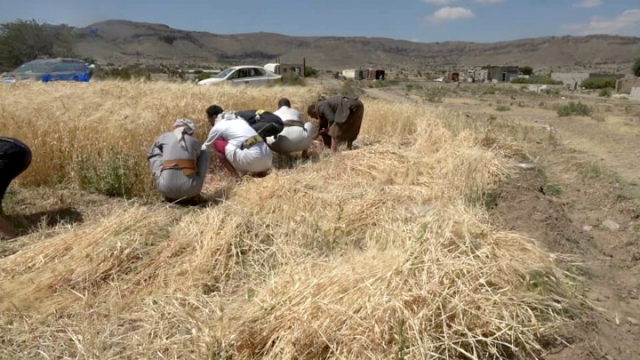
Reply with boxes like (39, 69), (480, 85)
(74, 20), (640, 73)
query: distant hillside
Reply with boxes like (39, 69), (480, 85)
(73, 20), (640, 73)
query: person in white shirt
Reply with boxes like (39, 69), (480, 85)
(268, 98), (316, 158)
(202, 105), (273, 178)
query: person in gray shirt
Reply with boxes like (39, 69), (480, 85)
(147, 119), (210, 204)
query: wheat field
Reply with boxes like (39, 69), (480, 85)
(0, 80), (573, 359)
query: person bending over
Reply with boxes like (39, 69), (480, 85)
(307, 95), (364, 154)
(235, 108), (285, 141)
(147, 119), (209, 204)
(203, 105), (273, 178)
(0, 136), (32, 240)
(268, 97), (315, 158)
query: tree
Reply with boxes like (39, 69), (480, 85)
(0, 19), (75, 72)
(520, 66), (533, 76)
(633, 58), (640, 77)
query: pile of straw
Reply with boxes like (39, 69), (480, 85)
(0, 81), (571, 359)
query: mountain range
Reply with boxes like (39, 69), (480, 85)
(73, 20), (640, 73)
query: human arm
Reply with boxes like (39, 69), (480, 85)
(313, 127), (328, 140)
(330, 136), (339, 154)
(201, 123), (223, 150)
(146, 135), (164, 162)
(318, 100), (335, 125)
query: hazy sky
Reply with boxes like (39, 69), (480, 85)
(0, 0), (638, 43)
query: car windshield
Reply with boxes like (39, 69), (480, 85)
(13, 59), (88, 75)
(215, 68), (235, 79)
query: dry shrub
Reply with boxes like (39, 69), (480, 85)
(0, 81), (574, 359)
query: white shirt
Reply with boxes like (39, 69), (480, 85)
(202, 112), (273, 173)
(273, 106), (301, 122)
(267, 122), (315, 153)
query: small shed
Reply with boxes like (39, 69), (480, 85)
(482, 66), (520, 82)
(265, 62), (306, 77)
(366, 69), (385, 80)
(446, 72), (460, 82)
(342, 69), (366, 80)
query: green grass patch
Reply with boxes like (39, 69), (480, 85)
(599, 88), (612, 98)
(542, 183), (562, 197)
(581, 77), (617, 90)
(557, 102), (592, 117)
(577, 162), (605, 180)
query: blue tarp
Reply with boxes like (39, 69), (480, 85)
(2, 59), (93, 83)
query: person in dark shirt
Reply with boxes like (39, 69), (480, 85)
(307, 96), (364, 154)
(235, 109), (285, 140)
(0, 136), (32, 240)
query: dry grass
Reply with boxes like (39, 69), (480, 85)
(0, 81), (323, 197)
(0, 81), (574, 359)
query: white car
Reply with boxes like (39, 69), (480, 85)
(197, 65), (282, 86)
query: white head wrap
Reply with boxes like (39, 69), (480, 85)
(173, 119), (197, 151)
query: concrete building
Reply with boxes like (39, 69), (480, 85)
(481, 66), (520, 82)
(471, 69), (488, 83)
(446, 72), (460, 82)
(366, 69), (385, 80)
(342, 69), (365, 80)
(631, 87), (640, 100)
(616, 77), (640, 94)
(552, 72), (626, 88)
(265, 63), (306, 77)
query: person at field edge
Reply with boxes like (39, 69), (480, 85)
(147, 119), (209, 204)
(307, 95), (364, 154)
(234, 108), (285, 141)
(203, 105), (273, 178)
(0, 136), (32, 240)
(267, 98), (316, 158)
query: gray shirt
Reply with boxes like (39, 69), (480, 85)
(147, 131), (209, 200)
(147, 132), (202, 164)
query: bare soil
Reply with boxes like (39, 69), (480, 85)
(363, 84), (640, 359)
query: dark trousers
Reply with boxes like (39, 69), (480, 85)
(0, 137), (32, 211)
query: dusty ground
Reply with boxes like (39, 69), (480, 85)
(363, 83), (640, 359)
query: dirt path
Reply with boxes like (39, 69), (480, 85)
(362, 88), (416, 104)
(487, 103), (640, 183)
(543, 114), (640, 183)
(366, 87), (640, 359)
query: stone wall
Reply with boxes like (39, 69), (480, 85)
(617, 77), (640, 94)
(551, 72), (590, 86)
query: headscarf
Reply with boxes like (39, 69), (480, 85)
(173, 118), (197, 151)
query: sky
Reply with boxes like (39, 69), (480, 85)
(0, 0), (638, 43)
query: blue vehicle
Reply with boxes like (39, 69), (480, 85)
(1, 58), (94, 83)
